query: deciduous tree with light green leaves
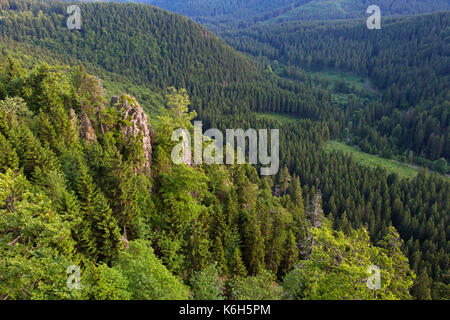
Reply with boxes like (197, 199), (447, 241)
(113, 240), (190, 300)
(229, 270), (284, 300)
(282, 224), (415, 300)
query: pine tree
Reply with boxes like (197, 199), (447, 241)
(412, 268), (432, 300)
(0, 132), (19, 172)
(242, 211), (265, 275)
(230, 248), (247, 277)
(280, 230), (299, 276)
(288, 175), (304, 211)
(117, 162), (140, 240)
(0, 55), (24, 99)
(279, 166), (291, 195)
(186, 214), (212, 272)
(212, 236), (228, 275)
(7, 124), (59, 179)
(75, 163), (121, 262)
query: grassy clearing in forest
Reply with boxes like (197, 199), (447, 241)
(254, 112), (300, 124)
(324, 140), (420, 179)
(306, 69), (367, 91)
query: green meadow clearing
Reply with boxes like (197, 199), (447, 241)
(324, 140), (422, 179)
(306, 69), (367, 92)
(255, 113), (447, 180)
(254, 112), (300, 124)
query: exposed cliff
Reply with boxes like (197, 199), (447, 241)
(111, 95), (155, 175)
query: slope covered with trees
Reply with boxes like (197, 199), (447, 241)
(1, 0), (260, 87)
(0, 0), (448, 299)
(110, 0), (450, 29)
(272, 0), (450, 23)
(0, 56), (416, 300)
(224, 13), (450, 165)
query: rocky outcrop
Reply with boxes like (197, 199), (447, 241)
(69, 108), (77, 130)
(68, 108), (79, 141)
(112, 95), (155, 175)
(79, 112), (97, 144)
(68, 95), (154, 174)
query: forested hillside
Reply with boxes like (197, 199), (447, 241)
(224, 13), (450, 165)
(271, 0), (450, 23)
(110, 0), (450, 28)
(1, 0), (260, 86)
(101, 0), (314, 28)
(0, 52), (418, 300)
(0, 0), (448, 300)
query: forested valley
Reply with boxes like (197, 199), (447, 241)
(112, 0), (450, 29)
(0, 0), (448, 300)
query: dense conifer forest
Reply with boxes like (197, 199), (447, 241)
(113, 0), (450, 29)
(0, 0), (448, 300)
(223, 13), (450, 163)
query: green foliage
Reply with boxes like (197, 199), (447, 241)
(225, 13), (450, 163)
(113, 240), (190, 300)
(0, 247), (84, 300)
(0, 96), (32, 123)
(433, 158), (448, 175)
(124, 0), (449, 29)
(190, 262), (225, 300)
(155, 165), (209, 237)
(0, 56), (432, 301)
(282, 225), (415, 300)
(279, 231), (300, 275)
(0, 1), (445, 300)
(0, 132), (19, 172)
(272, 0), (449, 22)
(411, 268), (432, 300)
(230, 270), (284, 300)
(75, 163), (121, 262)
(324, 140), (425, 179)
(0, 169), (81, 300)
(0, 55), (25, 99)
(86, 264), (132, 300)
(230, 248), (247, 278)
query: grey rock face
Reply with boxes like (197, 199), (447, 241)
(79, 111), (97, 144)
(113, 95), (155, 174)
